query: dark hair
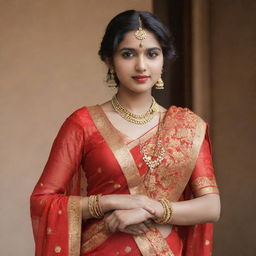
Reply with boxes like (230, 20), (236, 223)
(98, 10), (176, 63)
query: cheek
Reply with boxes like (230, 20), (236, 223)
(151, 57), (163, 71)
(152, 62), (163, 74)
(114, 61), (133, 76)
(115, 66), (127, 78)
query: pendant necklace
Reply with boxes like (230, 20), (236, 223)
(140, 112), (166, 172)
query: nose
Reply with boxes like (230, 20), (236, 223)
(135, 56), (146, 72)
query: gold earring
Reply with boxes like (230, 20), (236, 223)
(155, 77), (164, 89)
(107, 69), (117, 88)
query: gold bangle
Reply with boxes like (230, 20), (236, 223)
(155, 199), (169, 224)
(167, 202), (174, 224)
(95, 194), (104, 217)
(88, 194), (104, 219)
(155, 198), (173, 224)
(88, 195), (94, 217)
(88, 195), (95, 217)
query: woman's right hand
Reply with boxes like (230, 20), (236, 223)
(100, 194), (156, 215)
(82, 194), (164, 221)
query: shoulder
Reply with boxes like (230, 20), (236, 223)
(65, 106), (95, 128)
(166, 105), (205, 125)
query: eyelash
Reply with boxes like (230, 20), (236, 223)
(121, 51), (159, 59)
(147, 51), (159, 58)
(121, 51), (134, 58)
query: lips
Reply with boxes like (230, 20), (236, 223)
(132, 75), (150, 83)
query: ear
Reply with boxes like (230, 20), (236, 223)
(104, 57), (114, 70)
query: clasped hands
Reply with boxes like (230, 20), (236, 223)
(103, 194), (163, 236)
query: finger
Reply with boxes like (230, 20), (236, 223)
(144, 206), (155, 215)
(144, 219), (153, 227)
(104, 212), (114, 224)
(126, 226), (143, 234)
(135, 195), (155, 214)
(130, 223), (149, 234)
(137, 223), (149, 233)
(108, 217), (119, 233)
(105, 213), (118, 233)
(123, 227), (143, 236)
(104, 214), (112, 232)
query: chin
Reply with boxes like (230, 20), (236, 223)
(130, 86), (153, 94)
(119, 82), (153, 94)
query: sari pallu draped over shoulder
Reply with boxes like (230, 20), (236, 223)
(30, 105), (219, 256)
(30, 112), (87, 256)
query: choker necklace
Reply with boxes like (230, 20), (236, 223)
(111, 94), (159, 125)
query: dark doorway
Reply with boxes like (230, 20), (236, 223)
(153, 0), (192, 109)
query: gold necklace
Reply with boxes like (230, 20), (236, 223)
(111, 94), (159, 125)
(140, 118), (165, 171)
(140, 140), (165, 171)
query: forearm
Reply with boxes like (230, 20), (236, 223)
(81, 195), (112, 220)
(167, 194), (221, 225)
(81, 194), (154, 220)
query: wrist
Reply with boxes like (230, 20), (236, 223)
(155, 200), (165, 219)
(154, 199), (173, 224)
(100, 194), (114, 213)
(88, 194), (104, 219)
(148, 198), (164, 219)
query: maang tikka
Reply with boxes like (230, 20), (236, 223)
(134, 16), (147, 47)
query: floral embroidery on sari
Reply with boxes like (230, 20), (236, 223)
(143, 106), (206, 201)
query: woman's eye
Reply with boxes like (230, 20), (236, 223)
(121, 51), (134, 58)
(147, 51), (159, 58)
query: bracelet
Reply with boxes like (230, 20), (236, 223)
(88, 194), (104, 218)
(154, 198), (173, 224)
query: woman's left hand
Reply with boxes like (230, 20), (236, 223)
(105, 208), (153, 234)
(123, 223), (150, 236)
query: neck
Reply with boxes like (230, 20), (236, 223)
(116, 88), (153, 115)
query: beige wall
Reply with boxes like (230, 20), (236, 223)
(0, 1), (152, 255)
(209, 0), (256, 255)
(1, 0), (255, 255)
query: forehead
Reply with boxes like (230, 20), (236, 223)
(117, 30), (161, 49)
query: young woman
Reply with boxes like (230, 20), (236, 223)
(30, 10), (220, 256)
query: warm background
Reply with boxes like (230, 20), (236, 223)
(0, 0), (255, 255)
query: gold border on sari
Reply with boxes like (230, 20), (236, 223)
(87, 105), (175, 256)
(191, 177), (219, 197)
(196, 186), (219, 196)
(82, 229), (110, 253)
(88, 105), (144, 193)
(68, 196), (82, 256)
(189, 117), (207, 172)
(81, 220), (111, 253)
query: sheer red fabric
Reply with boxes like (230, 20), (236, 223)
(30, 106), (219, 256)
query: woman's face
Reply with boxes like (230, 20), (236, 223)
(112, 30), (163, 94)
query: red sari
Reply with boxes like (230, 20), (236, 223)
(30, 105), (219, 256)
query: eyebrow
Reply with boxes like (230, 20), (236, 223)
(119, 47), (162, 52)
